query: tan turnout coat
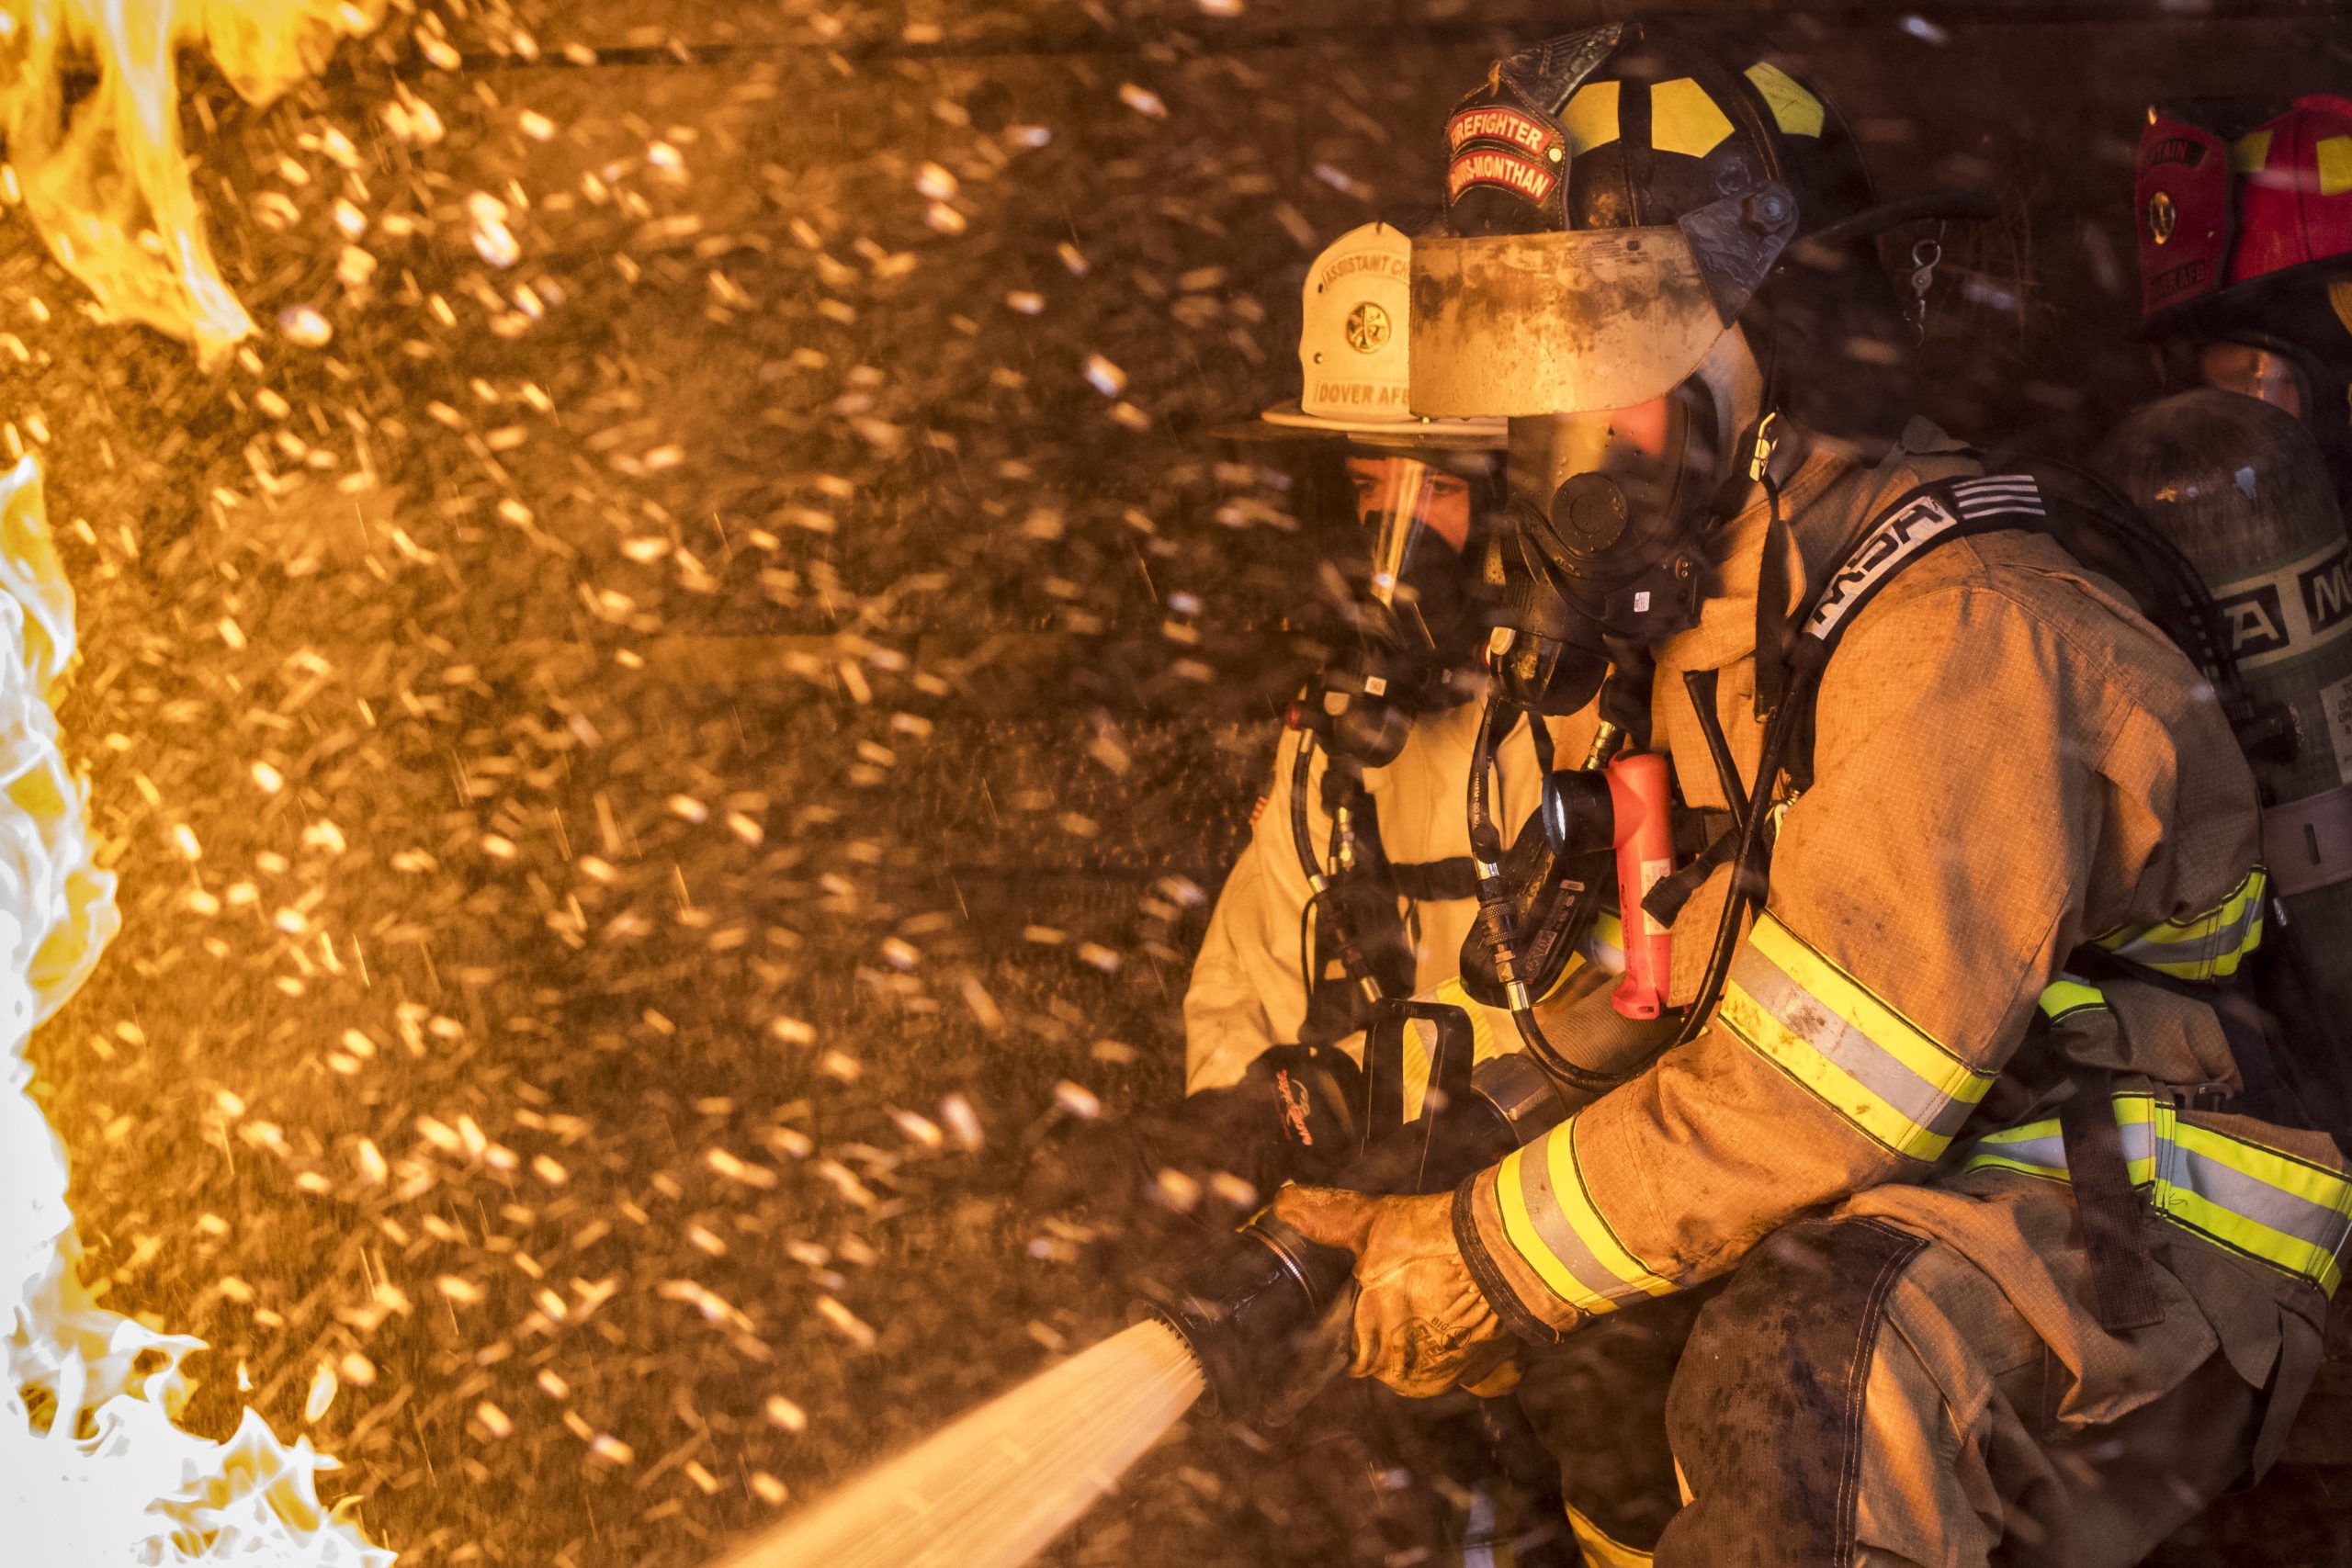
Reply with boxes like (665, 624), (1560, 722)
(1456, 421), (2347, 1462)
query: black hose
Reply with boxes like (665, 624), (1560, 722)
(1685, 669), (1751, 831)
(1675, 657), (1815, 1046)
(1290, 728), (1322, 985)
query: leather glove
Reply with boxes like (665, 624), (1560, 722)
(1022, 1044), (1364, 1222)
(1271, 1183), (1520, 1400)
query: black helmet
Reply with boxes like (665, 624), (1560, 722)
(1413, 17), (1898, 438)
(1411, 20), (1930, 710)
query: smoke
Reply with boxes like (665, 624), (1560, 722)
(0, 0), (382, 367)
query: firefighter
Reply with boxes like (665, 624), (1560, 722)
(1031, 224), (1606, 1224)
(2135, 95), (2352, 494)
(2115, 95), (2352, 1563)
(2124, 96), (2352, 1040)
(1028, 222), (1596, 1568)
(1185, 220), (1528, 1107)
(1264, 22), (2352, 1566)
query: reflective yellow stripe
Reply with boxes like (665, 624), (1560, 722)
(2165, 1184), (2344, 1296)
(2037, 977), (2109, 1025)
(1558, 81), (1621, 156)
(2095, 867), (2267, 981)
(1958, 1091), (2352, 1295)
(1495, 1117), (1674, 1316)
(1566, 1503), (1655, 1568)
(1744, 62), (1824, 138)
(2322, 136), (2352, 199)
(1719, 914), (1993, 1161)
(1539, 1119), (1675, 1299)
(2119, 1094), (2162, 1186)
(1551, 908), (1627, 987)
(1648, 77), (1734, 159)
(1584, 908), (1626, 976)
(2162, 1119), (2352, 1296)
(1747, 917), (1989, 1107)
(1964, 1147), (2070, 1181)
(1965, 1096), (2163, 1185)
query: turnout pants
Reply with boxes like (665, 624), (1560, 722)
(1517, 1217), (2264, 1568)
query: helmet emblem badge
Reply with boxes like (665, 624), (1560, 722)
(1345, 300), (1391, 354)
(2148, 189), (2177, 245)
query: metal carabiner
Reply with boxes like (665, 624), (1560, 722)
(1907, 226), (1946, 342)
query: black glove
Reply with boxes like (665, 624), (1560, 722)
(1022, 1043), (1366, 1224)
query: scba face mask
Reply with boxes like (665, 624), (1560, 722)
(1308, 449), (1497, 764)
(1511, 381), (1722, 632)
(1485, 329), (1761, 716)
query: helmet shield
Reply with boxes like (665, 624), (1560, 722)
(1411, 177), (1796, 421)
(1411, 227), (1727, 418)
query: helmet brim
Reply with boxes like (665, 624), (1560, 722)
(1410, 228), (1733, 417)
(1227, 401), (1509, 449)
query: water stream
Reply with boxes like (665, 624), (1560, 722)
(710, 1321), (1206, 1568)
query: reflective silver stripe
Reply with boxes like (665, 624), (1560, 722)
(1960, 1096), (2352, 1293)
(1951, 477), (2045, 518)
(1510, 1128), (1660, 1310)
(2096, 868), (2267, 980)
(2105, 909), (2258, 970)
(1964, 1116), (2154, 1179)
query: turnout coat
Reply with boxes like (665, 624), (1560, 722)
(1451, 421), (2350, 1471)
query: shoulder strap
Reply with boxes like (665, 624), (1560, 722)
(1794, 473), (2049, 666)
(1779, 474), (2050, 794)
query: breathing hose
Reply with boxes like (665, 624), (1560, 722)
(1289, 728), (1381, 1011)
(1464, 694), (1627, 1094)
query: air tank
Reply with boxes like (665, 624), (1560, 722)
(2097, 388), (2352, 1043)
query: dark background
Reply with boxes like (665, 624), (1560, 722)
(16, 2), (2352, 1564)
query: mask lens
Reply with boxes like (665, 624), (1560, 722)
(1352, 454), (1435, 608)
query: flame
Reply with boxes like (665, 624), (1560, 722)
(0, 0), (383, 367)
(0, 455), (390, 1562)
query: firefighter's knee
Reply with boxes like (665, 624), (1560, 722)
(1659, 1218), (1929, 1567)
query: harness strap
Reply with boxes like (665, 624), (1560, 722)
(1679, 473), (2053, 1042)
(1643, 827), (1736, 930)
(2265, 781), (2352, 898)
(1387, 857), (1479, 902)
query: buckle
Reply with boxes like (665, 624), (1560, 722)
(2170, 1081), (2239, 1114)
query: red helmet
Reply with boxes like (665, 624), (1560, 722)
(2138, 95), (2352, 326)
